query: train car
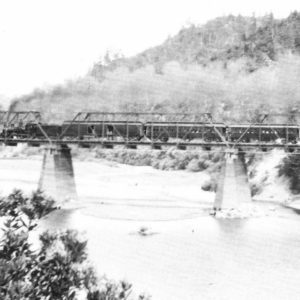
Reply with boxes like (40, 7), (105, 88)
(143, 122), (227, 142)
(202, 124), (227, 142)
(278, 125), (299, 143)
(228, 125), (255, 142)
(61, 121), (144, 140)
(228, 124), (299, 143)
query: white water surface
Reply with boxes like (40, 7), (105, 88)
(0, 157), (300, 300)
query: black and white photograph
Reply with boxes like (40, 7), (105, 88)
(0, 0), (300, 299)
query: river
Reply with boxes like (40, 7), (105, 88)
(0, 157), (300, 299)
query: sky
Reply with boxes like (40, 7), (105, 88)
(0, 0), (299, 102)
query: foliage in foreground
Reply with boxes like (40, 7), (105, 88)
(0, 190), (147, 300)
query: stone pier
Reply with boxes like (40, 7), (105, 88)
(214, 149), (252, 210)
(38, 145), (77, 202)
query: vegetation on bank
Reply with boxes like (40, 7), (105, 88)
(0, 190), (148, 299)
(92, 148), (224, 172)
(278, 154), (300, 194)
(0, 144), (224, 172)
(1, 143), (300, 197)
(246, 150), (300, 198)
(97, 148), (300, 196)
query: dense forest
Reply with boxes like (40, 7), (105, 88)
(10, 12), (300, 123)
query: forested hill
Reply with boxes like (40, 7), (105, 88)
(91, 12), (300, 74)
(10, 12), (300, 123)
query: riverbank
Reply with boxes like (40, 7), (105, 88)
(2, 144), (299, 198)
(0, 143), (224, 171)
(0, 145), (298, 205)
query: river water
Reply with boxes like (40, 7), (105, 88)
(0, 157), (300, 299)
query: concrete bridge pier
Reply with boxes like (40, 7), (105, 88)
(214, 149), (251, 210)
(38, 145), (77, 202)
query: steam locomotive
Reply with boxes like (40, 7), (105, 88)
(0, 121), (299, 144)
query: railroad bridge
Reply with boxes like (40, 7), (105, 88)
(1, 111), (300, 211)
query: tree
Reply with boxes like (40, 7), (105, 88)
(0, 190), (145, 300)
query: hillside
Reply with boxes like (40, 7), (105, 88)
(10, 12), (300, 123)
(91, 12), (300, 73)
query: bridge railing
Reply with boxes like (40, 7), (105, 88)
(58, 112), (216, 139)
(0, 111), (41, 128)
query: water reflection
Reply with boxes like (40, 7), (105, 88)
(215, 218), (248, 233)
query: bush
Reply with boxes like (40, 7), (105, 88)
(93, 148), (224, 174)
(186, 158), (203, 172)
(250, 183), (263, 196)
(0, 190), (147, 299)
(201, 180), (214, 191)
(278, 154), (300, 194)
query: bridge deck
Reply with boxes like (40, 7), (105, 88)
(1, 138), (300, 150)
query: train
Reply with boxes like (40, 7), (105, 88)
(228, 124), (299, 143)
(0, 120), (299, 144)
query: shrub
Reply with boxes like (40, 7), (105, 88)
(186, 158), (202, 172)
(278, 154), (300, 194)
(0, 190), (146, 299)
(250, 183), (262, 196)
(201, 180), (214, 191)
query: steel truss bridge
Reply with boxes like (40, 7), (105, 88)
(1, 111), (300, 152)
